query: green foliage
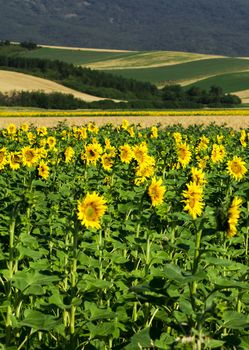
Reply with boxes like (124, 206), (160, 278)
(103, 58), (249, 85)
(0, 122), (249, 349)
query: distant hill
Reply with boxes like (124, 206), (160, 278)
(1, 0), (249, 56)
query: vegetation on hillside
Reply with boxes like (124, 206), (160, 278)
(0, 43), (241, 109)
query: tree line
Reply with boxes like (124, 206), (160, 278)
(0, 87), (241, 110)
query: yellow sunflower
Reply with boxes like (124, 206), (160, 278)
(101, 154), (113, 171)
(150, 126), (158, 139)
(7, 124), (17, 136)
(227, 196), (242, 238)
(21, 123), (29, 132)
(211, 144), (226, 163)
(128, 126), (135, 138)
(121, 119), (129, 130)
(37, 127), (48, 136)
(177, 142), (192, 168)
(74, 127), (87, 140)
(135, 156), (155, 185)
(22, 146), (39, 167)
(182, 181), (204, 220)
(119, 144), (133, 164)
(87, 123), (99, 134)
(27, 132), (36, 145)
(83, 142), (103, 165)
(191, 167), (206, 186)
(77, 192), (107, 229)
(47, 136), (57, 150)
(148, 177), (166, 206)
(104, 143), (116, 157)
(173, 132), (182, 144)
(64, 146), (75, 163)
(240, 130), (247, 147)
(39, 138), (47, 147)
(0, 147), (8, 170)
(227, 156), (247, 181)
(38, 161), (49, 180)
(36, 147), (47, 160)
(9, 152), (22, 170)
(196, 135), (209, 153)
(133, 143), (148, 164)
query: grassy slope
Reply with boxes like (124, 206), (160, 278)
(185, 71), (249, 92)
(21, 47), (137, 65)
(100, 58), (249, 85)
(85, 51), (220, 69)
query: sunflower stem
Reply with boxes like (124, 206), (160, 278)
(190, 228), (202, 297)
(6, 215), (16, 345)
(70, 228), (78, 337)
(98, 229), (103, 280)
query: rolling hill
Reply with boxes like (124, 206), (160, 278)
(0, 70), (109, 102)
(1, 0), (249, 56)
(1, 43), (249, 104)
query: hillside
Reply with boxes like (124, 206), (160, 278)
(1, 0), (249, 56)
(0, 70), (108, 102)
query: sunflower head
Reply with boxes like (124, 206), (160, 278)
(38, 161), (49, 180)
(227, 156), (247, 181)
(177, 142), (192, 168)
(148, 177), (166, 207)
(101, 154), (113, 171)
(47, 136), (57, 149)
(64, 146), (75, 163)
(22, 146), (39, 167)
(9, 152), (22, 170)
(77, 192), (107, 229)
(120, 144), (133, 164)
(7, 124), (17, 136)
(227, 196), (242, 238)
(182, 181), (204, 220)
(83, 142), (103, 165)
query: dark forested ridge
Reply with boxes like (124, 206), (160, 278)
(0, 0), (249, 56)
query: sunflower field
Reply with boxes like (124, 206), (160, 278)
(1, 119), (249, 349)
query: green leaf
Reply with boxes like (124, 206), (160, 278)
(19, 310), (61, 331)
(163, 264), (184, 282)
(125, 328), (154, 349)
(84, 301), (114, 321)
(223, 311), (249, 329)
(155, 333), (175, 348)
(204, 339), (225, 349)
(78, 277), (112, 292)
(12, 270), (59, 294)
(87, 322), (116, 338)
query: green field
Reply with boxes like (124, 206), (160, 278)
(21, 47), (139, 65)
(21, 47), (215, 68)
(185, 71), (249, 93)
(101, 58), (249, 86)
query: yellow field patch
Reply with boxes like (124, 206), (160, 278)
(0, 70), (107, 102)
(86, 51), (224, 70)
(233, 89), (249, 103)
